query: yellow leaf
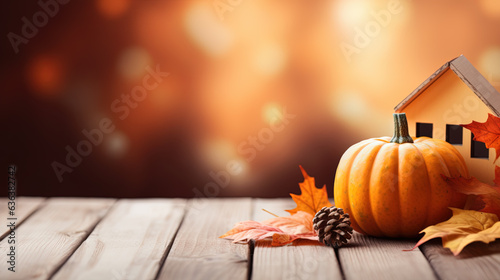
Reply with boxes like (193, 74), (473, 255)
(412, 208), (500, 255)
(285, 166), (333, 216)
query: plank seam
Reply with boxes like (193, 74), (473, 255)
(153, 199), (190, 280)
(47, 199), (117, 280)
(418, 245), (441, 280)
(334, 248), (346, 280)
(248, 198), (256, 280)
(247, 239), (255, 280)
(0, 197), (48, 241)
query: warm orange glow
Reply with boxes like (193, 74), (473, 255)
(253, 43), (287, 77)
(7, 0), (500, 197)
(200, 139), (237, 168)
(28, 55), (63, 97)
(148, 80), (179, 110)
(480, 0), (500, 18)
(96, 0), (130, 19)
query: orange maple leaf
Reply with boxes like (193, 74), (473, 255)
(462, 113), (500, 162)
(445, 167), (500, 217)
(285, 166), (333, 216)
(220, 166), (331, 246)
(411, 208), (500, 256)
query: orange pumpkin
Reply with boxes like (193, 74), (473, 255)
(333, 113), (469, 237)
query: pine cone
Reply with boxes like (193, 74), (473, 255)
(313, 206), (353, 248)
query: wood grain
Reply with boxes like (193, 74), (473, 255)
(421, 239), (500, 280)
(52, 199), (186, 280)
(338, 233), (437, 280)
(0, 198), (115, 280)
(157, 198), (252, 280)
(2, 197), (500, 279)
(252, 198), (343, 280)
(0, 197), (46, 240)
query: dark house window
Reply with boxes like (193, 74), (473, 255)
(446, 125), (463, 145)
(471, 133), (489, 159)
(416, 123), (433, 138)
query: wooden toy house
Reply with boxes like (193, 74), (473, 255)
(395, 55), (500, 184)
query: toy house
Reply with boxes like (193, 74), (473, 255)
(394, 55), (500, 184)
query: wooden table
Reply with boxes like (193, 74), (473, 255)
(1, 197), (500, 280)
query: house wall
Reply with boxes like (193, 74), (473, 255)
(397, 69), (496, 184)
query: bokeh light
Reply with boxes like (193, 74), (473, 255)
(96, 0), (130, 19)
(184, 3), (233, 56)
(105, 131), (129, 158)
(262, 103), (284, 126)
(27, 55), (64, 97)
(201, 140), (237, 168)
(331, 91), (386, 137)
(335, 0), (371, 28)
(227, 158), (247, 177)
(4, 0), (500, 198)
(118, 47), (152, 80)
(479, 47), (500, 86)
(253, 43), (287, 77)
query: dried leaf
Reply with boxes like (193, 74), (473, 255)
(445, 167), (500, 217)
(219, 221), (282, 243)
(411, 208), (500, 255)
(462, 113), (500, 162)
(220, 166), (329, 246)
(286, 166), (332, 216)
(219, 211), (317, 246)
(263, 211), (314, 235)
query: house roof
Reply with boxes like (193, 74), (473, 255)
(394, 55), (500, 116)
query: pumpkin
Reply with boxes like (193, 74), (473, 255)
(333, 113), (469, 238)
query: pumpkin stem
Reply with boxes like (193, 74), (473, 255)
(390, 113), (414, 144)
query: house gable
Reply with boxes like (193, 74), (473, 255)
(400, 68), (492, 139)
(395, 55), (500, 116)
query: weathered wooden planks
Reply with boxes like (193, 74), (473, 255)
(1, 197), (500, 280)
(338, 233), (437, 280)
(252, 198), (343, 280)
(421, 240), (500, 280)
(52, 199), (186, 280)
(0, 198), (115, 280)
(157, 198), (252, 280)
(0, 197), (46, 240)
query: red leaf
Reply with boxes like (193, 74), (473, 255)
(445, 168), (500, 217)
(462, 113), (500, 162)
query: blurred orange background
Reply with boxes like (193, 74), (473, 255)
(2, 0), (500, 198)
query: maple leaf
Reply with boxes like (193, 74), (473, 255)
(219, 211), (318, 246)
(462, 113), (500, 162)
(285, 166), (333, 216)
(445, 167), (500, 217)
(411, 208), (500, 256)
(220, 166), (330, 246)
